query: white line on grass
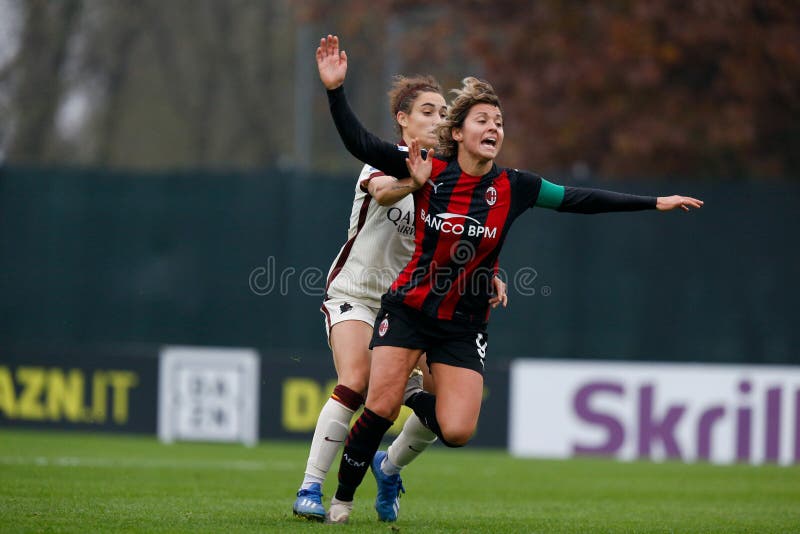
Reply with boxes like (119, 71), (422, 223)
(0, 455), (296, 471)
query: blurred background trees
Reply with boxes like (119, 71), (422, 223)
(1, 0), (798, 180)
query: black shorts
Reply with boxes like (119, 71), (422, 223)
(369, 300), (488, 374)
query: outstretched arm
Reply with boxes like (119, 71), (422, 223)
(532, 177), (703, 214)
(557, 187), (703, 213)
(317, 35), (411, 179)
(558, 187), (657, 213)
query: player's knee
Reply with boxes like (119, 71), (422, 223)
(440, 436), (466, 448)
(337, 373), (368, 399)
(439, 423), (475, 447)
(364, 399), (400, 422)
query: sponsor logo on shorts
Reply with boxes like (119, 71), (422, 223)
(476, 332), (487, 369)
(378, 317), (389, 337)
(339, 302), (353, 313)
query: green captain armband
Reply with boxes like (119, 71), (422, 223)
(535, 178), (565, 209)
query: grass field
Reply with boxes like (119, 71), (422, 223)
(1, 429), (798, 533)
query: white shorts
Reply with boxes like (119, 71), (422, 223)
(320, 297), (380, 343)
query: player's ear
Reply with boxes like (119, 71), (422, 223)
(396, 111), (409, 129)
(452, 127), (463, 142)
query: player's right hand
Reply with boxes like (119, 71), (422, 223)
(316, 35), (347, 90)
(406, 138), (432, 190)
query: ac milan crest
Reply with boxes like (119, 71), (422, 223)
(485, 186), (498, 206)
(378, 317), (389, 337)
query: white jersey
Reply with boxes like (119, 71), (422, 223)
(324, 158), (416, 309)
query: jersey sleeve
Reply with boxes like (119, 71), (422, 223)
(327, 86), (412, 179)
(357, 165), (386, 193)
(510, 170), (548, 214)
(515, 170), (657, 214)
(556, 186), (657, 213)
(536, 178), (565, 208)
(357, 145), (409, 193)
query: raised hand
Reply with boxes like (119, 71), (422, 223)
(316, 34), (347, 90)
(405, 138), (433, 190)
(656, 195), (704, 212)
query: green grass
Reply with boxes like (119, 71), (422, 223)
(1, 429), (798, 533)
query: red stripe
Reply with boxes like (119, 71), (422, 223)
(389, 194), (426, 292)
(390, 158), (447, 292)
(332, 384), (364, 411)
(404, 168), (483, 310)
(438, 172), (511, 320)
(320, 302), (332, 330)
(326, 195), (372, 290)
(359, 170), (385, 192)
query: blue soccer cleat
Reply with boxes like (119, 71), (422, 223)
(371, 451), (405, 522)
(292, 483), (325, 522)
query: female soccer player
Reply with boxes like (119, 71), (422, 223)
(292, 73), (508, 523)
(316, 34), (703, 524)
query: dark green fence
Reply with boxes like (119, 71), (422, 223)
(1, 166), (797, 365)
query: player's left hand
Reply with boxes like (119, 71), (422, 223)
(656, 195), (704, 212)
(405, 138), (432, 190)
(489, 276), (508, 309)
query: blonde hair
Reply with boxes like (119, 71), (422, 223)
(388, 74), (443, 136)
(436, 77), (502, 158)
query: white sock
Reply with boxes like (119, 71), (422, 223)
(380, 454), (401, 476)
(385, 413), (437, 474)
(301, 397), (355, 486)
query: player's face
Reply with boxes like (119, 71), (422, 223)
(453, 103), (504, 163)
(399, 91), (447, 149)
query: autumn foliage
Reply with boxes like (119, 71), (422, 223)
(316, 0), (800, 180)
(3, 0), (798, 180)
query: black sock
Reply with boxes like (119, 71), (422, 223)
(405, 391), (464, 448)
(335, 407), (393, 501)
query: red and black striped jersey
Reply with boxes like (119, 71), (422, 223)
(326, 86), (656, 324)
(386, 158), (550, 322)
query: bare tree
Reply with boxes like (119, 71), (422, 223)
(6, 0), (82, 163)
